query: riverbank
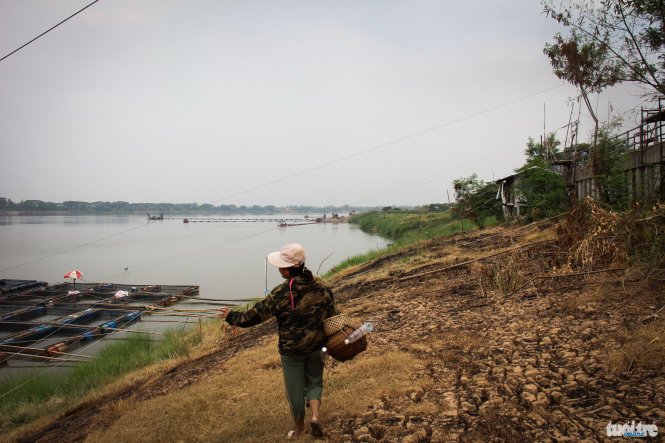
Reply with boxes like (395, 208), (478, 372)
(4, 203), (664, 441)
(324, 209), (496, 276)
(0, 325), (202, 431)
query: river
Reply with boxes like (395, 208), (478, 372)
(0, 214), (388, 298)
(0, 214), (388, 378)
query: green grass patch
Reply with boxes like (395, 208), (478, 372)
(0, 325), (202, 430)
(350, 210), (498, 245)
(322, 245), (398, 278)
(323, 210), (500, 277)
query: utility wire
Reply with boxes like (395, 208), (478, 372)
(0, 0), (102, 63)
(92, 226), (280, 282)
(1, 85), (566, 276)
(210, 83), (566, 204)
(351, 145), (521, 205)
(2, 84), (565, 273)
(0, 222), (149, 274)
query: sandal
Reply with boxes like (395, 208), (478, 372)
(310, 420), (324, 438)
(287, 430), (304, 439)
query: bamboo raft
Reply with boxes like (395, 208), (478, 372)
(0, 281), (200, 364)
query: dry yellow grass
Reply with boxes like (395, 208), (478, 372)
(609, 318), (665, 373)
(82, 338), (424, 443)
(2, 320), (230, 443)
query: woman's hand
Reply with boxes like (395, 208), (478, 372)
(216, 307), (232, 320)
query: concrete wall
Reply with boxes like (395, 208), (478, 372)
(573, 142), (664, 200)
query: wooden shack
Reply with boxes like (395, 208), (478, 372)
(495, 173), (525, 217)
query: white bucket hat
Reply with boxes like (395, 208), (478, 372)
(267, 243), (306, 268)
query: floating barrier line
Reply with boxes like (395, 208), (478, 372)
(184, 217), (315, 223)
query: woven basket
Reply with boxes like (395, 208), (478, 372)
(323, 314), (350, 337)
(326, 324), (367, 362)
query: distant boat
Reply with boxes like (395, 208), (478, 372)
(277, 220), (319, 227)
(147, 213), (163, 221)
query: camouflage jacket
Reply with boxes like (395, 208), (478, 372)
(225, 275), (338, 356)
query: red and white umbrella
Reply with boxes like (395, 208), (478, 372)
(64, 270), (83, 279)
(64, 270), (83, 288)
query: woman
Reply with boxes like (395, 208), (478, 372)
(217, 243), (337, 439)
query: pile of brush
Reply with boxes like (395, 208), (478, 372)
(557, 197), (665, 272)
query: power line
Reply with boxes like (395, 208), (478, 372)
(0, 0), (102, 63)
(1, 86), (565, 275)
(351, 145), (521, 205)
(210, 83), (566, 204)
(0, 222), (148, 274)
(92, 226), (279, 282)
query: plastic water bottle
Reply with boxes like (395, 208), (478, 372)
(345, 322), (373, 344)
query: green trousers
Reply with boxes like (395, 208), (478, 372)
(280, 350), (324, 420)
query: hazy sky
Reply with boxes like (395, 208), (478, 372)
(0, 0), (649, 207)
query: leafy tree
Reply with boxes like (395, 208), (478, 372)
(525, 133), (562, 161)
(541, 0), (665, 198)
(453, 174), (503, 228)
(543, 0), (665, 98)
(0, 197), (15, 209)
(544, 16), (624, 197)
(595, 123), (631, 207)
(63, 201), (88, 211)
(515, 158), (568, 219)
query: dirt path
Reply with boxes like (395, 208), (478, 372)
(12, 227), (665, 442)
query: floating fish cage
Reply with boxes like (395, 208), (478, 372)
(0, 281), (199, 364)
(0, 279), (48, 296)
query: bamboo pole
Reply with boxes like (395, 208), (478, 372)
(0, 321), (167, 336)
(398, 239), (555, 282)
(3, 352), (87, 363)
(147, 313), (217, 318)
(506, 268), (629, 297)
(180, 300), (239, 306)
(138, 319), (187, 323)
(43, 304), (218, 317)
(95, 303), (219, 314)
(0, 344), (94, 359)
(10, 363), (76, 369)
(534, 268), (627, 278)
(143, 306), (219, 313)
(179, 295), (258, 302)
(102, 327), (166, 336)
